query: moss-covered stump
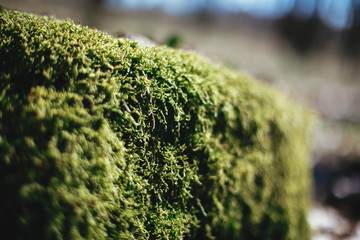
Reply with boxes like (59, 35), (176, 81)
(0, 8), (313, 240)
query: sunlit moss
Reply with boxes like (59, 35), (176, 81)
(0, 8), (314, 239)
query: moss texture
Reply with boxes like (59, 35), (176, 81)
(0, 8), (313, 240)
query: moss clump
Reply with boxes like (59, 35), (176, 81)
(0, 8), (313, 240)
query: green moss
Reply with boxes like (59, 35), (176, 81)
(0, 8), (314, 239)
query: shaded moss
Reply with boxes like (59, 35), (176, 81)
(0, 8), (313, 239)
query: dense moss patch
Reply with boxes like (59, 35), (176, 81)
(0, 8), (313, 239)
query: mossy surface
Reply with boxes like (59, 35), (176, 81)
(0, 8), (313, 239)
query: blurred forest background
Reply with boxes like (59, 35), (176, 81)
(1, 0), (360, 239)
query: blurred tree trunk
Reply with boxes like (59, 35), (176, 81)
(195, 0), (217, 23)
(275, 0), (326, 55)
(84, 0), (104, 27)
(343, 0), (360, 60)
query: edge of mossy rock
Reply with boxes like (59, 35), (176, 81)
(0, 8), (314, 240)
